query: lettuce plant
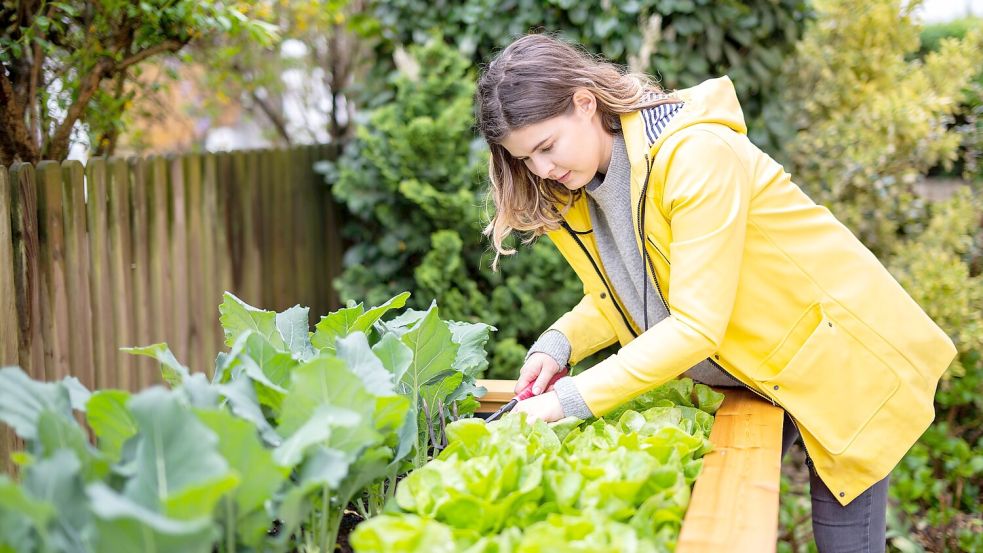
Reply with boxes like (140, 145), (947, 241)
(351, 379), (724, 553)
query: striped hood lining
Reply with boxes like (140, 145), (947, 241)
(640, 96), (685, 147)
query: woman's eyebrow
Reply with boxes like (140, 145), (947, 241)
(517, 136), (552, 158)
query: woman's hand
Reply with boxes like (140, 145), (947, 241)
(515, 352), (562, 396)
(513, 390), (564, 423)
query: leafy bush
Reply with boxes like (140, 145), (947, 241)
(785, 0), (983, 256)
(351, 379), (724, 552)
(885, 189), (983, 551)
(372, 0), (812, 153)
(782, 2), (983, 550)
(320, 38), (583, 379)
(0, 291), (492, 552)
(919, 17), (983, 183)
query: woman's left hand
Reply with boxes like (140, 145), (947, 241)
(513, 391), (564, 423)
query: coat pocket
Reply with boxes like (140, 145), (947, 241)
(758, 303), (901, 455)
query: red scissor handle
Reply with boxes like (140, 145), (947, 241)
(514, 365), (570, 401)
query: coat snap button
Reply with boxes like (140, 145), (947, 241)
(839, 492), (845, 498)
(773, 385), (779, 390)
(600, 292), (607, 299)
(713, 354), (720, 360)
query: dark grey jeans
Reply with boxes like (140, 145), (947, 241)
(781, 412), (890, 553)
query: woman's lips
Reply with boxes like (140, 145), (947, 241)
(557, 171), (571, 183)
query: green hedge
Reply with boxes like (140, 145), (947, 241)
(373, 0), (811, 154)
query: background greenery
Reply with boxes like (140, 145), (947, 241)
(319, 1), (981, 551)
(3, 0), (980, 550)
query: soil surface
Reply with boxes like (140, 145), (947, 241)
(335, 510), (365, 553)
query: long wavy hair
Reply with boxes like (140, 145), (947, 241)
(476, 33), (679, 270)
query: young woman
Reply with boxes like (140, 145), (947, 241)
(475, 33), (956, 552)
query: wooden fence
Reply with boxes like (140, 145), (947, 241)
(0, 145), (343, 471)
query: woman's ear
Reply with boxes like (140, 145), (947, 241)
(572, 88), (596, 118)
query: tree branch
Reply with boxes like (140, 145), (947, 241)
(116, 39), (187, 71)
(27, 3), (57, 149)
(94, 68), (128, 156)
(44, 58), (112, 160)
(249, 88), (292, 146)
(45, 38), (188, 160)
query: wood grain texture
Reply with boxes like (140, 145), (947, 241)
(108, 158), (135, 390)
(0, 166), (17, 366)
(128, 157), (157, 388)
(201, 154), (227, 376)
(36, 161), (71, 383)
(474, 379), (517, 413)
(0, 166), (20, 474)
(677, 388), (784, 553)
(85, 158), (114, 389)
(166, 155), (190, 365)
(8, 164), (43, 378)
(61, 161), (95, 387)
(183, 154), (206, 375)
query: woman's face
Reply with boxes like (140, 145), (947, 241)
(500, 89), (612, 191)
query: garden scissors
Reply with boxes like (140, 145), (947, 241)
(485, 365), (571, 422)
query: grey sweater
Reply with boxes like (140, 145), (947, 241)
(529, 104), (743, 419)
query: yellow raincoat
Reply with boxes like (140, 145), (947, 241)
(544, 77), (956, 505)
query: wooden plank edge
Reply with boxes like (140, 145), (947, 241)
(677, 388), (784, 553)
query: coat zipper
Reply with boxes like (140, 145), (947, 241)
(635, 153), (813, 464)
(560, 221), (639, 339)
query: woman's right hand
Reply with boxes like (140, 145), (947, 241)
(516, 352), (562, 396)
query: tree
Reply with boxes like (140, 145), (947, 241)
(188, 0), (383, 147)
(0, 0), (275, 164)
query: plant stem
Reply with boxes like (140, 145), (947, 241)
(322, 506), (344, 553)
(319, 487), (330, 553)
(421, 397), (439, 457)
(438, 400), (448, 449)
(355, 495), (369, 519)
(385, 467), (399, 503)
(225, 496), (235, 553)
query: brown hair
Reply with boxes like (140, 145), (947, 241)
(476, 33), (678, 270)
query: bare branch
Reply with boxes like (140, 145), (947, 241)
(46, 37), (187, 159)
(249, 88), (292, 146)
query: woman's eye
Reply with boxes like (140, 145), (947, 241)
(541, 145), (553, 153)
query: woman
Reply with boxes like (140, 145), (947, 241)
(475, 33), (956, 552)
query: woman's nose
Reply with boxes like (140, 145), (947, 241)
(530, 156), (554, 179)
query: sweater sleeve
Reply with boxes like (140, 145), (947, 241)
(525, 329), (572, 368)
(553, 377), (595, 419)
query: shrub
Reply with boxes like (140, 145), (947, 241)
(785, 0), (983, 256)
(319, 38), (583, 379)
(372, 0), (812, 154)
(783, 2), (983, 550)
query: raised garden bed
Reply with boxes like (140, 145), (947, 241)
(477, 381), (785, 553)
(0, 291), (783, 552)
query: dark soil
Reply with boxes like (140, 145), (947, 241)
(263, 510), (365, 553)
(335, 509), (365, 553)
